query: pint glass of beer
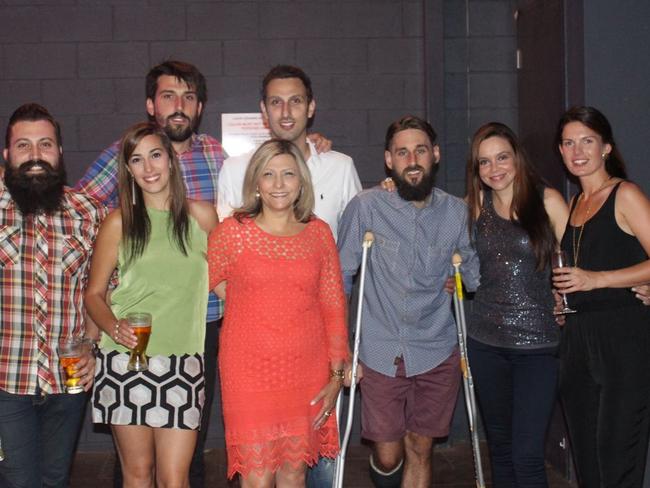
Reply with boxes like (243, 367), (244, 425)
(127, 312), (152, 372)
(59, 337), (85, 394)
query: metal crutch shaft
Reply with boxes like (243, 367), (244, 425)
(452, 253), (486, 488)
(333, 231), (374, 488)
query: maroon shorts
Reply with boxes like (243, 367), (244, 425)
(359, 348), (461, 442)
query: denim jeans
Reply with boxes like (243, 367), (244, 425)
(0, 389), (88, 488)
(468, 338), (558, 488)
(306, 456), (335, 488)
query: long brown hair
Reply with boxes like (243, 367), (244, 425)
(117, 122), (190, 265)
(234, 139), (314, 223)
(466, 122), (555, 270)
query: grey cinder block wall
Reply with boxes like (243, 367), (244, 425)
(0, 0), (517, 198)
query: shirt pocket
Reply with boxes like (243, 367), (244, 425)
(375, 235), (400, 272)
(62, 235), (92, 276)
(0, 225), (21, 268)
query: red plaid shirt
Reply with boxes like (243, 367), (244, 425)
(0, 188), (105, 394)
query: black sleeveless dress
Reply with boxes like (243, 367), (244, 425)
(559, 181), (650, 487)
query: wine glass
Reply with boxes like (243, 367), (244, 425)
(552, 250), (577, 315)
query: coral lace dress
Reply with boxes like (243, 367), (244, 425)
(207, 216), (349, 478)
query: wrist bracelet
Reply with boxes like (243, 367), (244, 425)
(330, 369), (345, 382)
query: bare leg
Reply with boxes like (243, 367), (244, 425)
(112, 425), (155, 488)
(240, 469), (274, 488)
(276, 460), (307, 487)
(153, 427), (198, 488)
(402, 431), (433, 488)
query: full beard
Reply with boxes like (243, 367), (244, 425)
(4, 159), (67, 216)
(392, 165), (436, 202)
(161, 111), (199, 142)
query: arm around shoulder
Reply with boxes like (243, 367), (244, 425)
(543, 187), (569, 242)
(189, 200), (218, 234)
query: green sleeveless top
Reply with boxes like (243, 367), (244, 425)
(100, 208), (208, 356)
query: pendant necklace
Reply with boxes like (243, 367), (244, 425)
(572, 177), (612, 267)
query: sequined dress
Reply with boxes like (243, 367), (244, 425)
(207, 216), (349, 478)
(468, 190), (558, 348)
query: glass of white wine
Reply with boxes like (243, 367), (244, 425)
(552, 250), (577, 315)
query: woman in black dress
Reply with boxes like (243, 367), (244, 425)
(553, 106), (650, 487)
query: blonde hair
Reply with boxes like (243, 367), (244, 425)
(234, 139), (314, 223)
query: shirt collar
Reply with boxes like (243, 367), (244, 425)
(176, 133), (200, 157)
(388, 187), (436, 210)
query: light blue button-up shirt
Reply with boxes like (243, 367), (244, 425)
(338, 187), (480, 377)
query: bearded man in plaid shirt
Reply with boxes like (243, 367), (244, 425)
(0, 103), (105, 488)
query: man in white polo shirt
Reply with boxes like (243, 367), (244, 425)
(217, 65), (361, 241)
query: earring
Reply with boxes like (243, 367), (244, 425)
(255, 188), (260, 199)
(131, 175), (136, 206)
(602, 152), (608, 160)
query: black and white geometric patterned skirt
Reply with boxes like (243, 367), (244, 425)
(92, 349), (205, 430)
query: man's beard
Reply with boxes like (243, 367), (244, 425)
(391, 164), (436, 202)
(4, 159), (67, 216)
(161, 111), (199, 142)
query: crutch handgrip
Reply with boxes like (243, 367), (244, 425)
(452, 252), (464, 300)
(362, 231), (374, 248)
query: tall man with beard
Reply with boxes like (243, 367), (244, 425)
(0, 103), (105, 487)
(75, 60), (225, 488)
(337, 116), (480, 488)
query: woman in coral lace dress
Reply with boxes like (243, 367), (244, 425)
(207, 139), (349, 487)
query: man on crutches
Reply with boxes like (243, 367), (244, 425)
(337, 115), (480, 488)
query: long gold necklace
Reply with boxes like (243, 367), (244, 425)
(571, 177), (612, 267)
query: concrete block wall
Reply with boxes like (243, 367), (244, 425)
(442, 0), (518, 196)
(0, 0), (428, 189)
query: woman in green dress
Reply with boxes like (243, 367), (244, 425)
(85, 122), (217, 487)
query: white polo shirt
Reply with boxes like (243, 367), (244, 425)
(217, 139), (362, 241)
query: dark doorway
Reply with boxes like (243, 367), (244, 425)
(515, 0), (584, 481)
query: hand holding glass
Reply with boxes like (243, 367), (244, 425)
(59, 337), (85, 393)
(552, 251), (577, 315)
(126, 312), (152, 372)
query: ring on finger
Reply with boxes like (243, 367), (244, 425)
(324, 411), (332, 417)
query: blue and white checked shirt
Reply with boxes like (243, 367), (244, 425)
(337, 187), (480, 377)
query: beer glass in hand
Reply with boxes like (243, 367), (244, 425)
(552, 250), (577, 315)
(59, 337), (85, 393)
(127, 312), (152, 372)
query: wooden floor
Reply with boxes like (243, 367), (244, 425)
(70, 443), (576, 487)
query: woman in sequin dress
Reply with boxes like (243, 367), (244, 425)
(552, 106), (650, 487)
(207, 139), (350, 487)
(466, 122), (569, 487)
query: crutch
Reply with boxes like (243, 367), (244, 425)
(452, 253), (486, 488)
(333, 231), (374, 488)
